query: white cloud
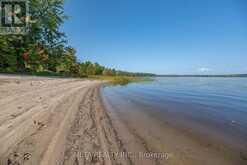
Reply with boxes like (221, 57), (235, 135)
(198, 67), (211, 72)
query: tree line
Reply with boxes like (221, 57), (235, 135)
(0, 0), (154, 78)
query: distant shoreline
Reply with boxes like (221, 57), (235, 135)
(156, 74), (247, 77)
(102, 78), (247, 165)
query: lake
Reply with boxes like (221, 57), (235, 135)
(102, 77), (247, 164)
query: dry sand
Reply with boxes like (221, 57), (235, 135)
(0, 75), (246, 165)
(0, 75), (130, 165)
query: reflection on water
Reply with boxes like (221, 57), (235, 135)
(103, 77), (247, 149)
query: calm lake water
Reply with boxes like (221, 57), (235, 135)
(103, 77), (247, 150)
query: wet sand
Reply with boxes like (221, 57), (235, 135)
(0, 75), (246, 165)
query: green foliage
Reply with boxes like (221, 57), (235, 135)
(112, 76), (130, 85)
(89, 75), (153, 85)
(0, 0), (67, 72)
(0, 0), (155, 79)
(103, 68), (116, 76)
(94, 63), (104, 75)
(86, 63), (96, 75)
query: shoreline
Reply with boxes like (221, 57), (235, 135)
(0, 75), (246, 165)
(102, 84), (247, 165)
(0, 75), (137, 164)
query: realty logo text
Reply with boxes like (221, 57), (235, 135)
(0, 0), (29, 34)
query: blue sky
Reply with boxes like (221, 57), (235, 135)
(62, 0), (247, 74)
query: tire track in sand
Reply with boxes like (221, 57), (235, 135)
(62, 86), (132, 165)
(0, 76), (101, 165)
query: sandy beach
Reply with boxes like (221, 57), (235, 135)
(0, 75), (246, 165)
(0, 75), (127, 165)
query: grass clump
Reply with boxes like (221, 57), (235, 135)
(89, 75), (153, 85)
(112, 76), (130, 85)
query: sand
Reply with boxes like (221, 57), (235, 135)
(0, 75), (246, 165)
(0, 75), (130, 165)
